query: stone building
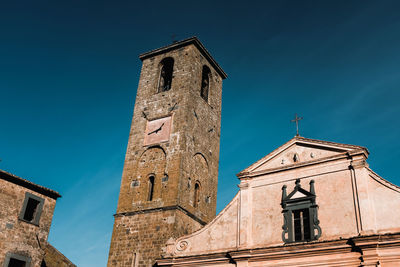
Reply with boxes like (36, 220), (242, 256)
(107, 37), (226, 267)
(0, 169), (75, 267)
(108, 37), (400, 266)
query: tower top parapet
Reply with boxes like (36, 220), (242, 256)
(139, 36), (227, 79)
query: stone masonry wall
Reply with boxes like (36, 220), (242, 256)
(108, 209), (202, 267)
(0, 178), (56, 267)
(44, 243), (76, 267)
(116, 44), (222, 222)
(109, 41), (224, 267)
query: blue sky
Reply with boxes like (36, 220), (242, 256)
(1, 1), (400, 266)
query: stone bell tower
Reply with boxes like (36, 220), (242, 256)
(107, 37), (227, 267)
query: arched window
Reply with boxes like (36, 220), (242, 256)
(148, 176), (155, 201)
(200, 66), (211, 102)
(194, 182), (200, 208)
(158, 57), (174, 92)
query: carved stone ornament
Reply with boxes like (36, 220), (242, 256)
(176, 240), (189, 251)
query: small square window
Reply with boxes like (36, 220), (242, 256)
(19, 192), (44, 226)
(4, 253), (31, 267)
(131, 180), (140, 187)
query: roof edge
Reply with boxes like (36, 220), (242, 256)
(45, 243), (77, 267)
(237, 136), (369, 176)
(367, 167), (400, 192)
(295, 136), (369, 153)
(139, 36), (227, 79)
(237, 149), (367, 179)
(0, 169), (61, 199)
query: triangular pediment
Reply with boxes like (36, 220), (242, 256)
(285, 185), (313, 200)
(290, 190), (308, 199)
(238, 136), (368, 177)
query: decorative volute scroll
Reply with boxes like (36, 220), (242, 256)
(176, 240), (189, 251)
(281, 179), (321, 243)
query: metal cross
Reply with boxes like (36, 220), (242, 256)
(291, 114), (303, 136)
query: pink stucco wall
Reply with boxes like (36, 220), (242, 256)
(160, 137), (400, 266)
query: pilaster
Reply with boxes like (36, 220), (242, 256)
(238, 180), (252, 248)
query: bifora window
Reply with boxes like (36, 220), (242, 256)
(293, 208), (310, 241)
(281, 179), (321, 243)
(19, 192), (44, 226)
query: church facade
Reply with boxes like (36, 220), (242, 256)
(108, 38), (400, 267)
(158, 136), (400, 266)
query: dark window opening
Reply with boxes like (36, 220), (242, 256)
(293, 208), (311, 241)
(19, 192), (44, 225)
(40, 260), (47, 267)
(158, 58), (174, 92)
(194, 183), (200, 208)
(8, 258), (26, 267)
(148, 176), (155, 201)
(200, 66), (211, 102)
(23, 198), (40, 222)
(281, 179), (321, 243)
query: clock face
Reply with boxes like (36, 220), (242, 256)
(143, 116), (172, 146)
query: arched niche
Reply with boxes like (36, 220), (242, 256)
(191, 153), (209, 208)
(137, 147), (167, 201)
(192, 153), (209, 180)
